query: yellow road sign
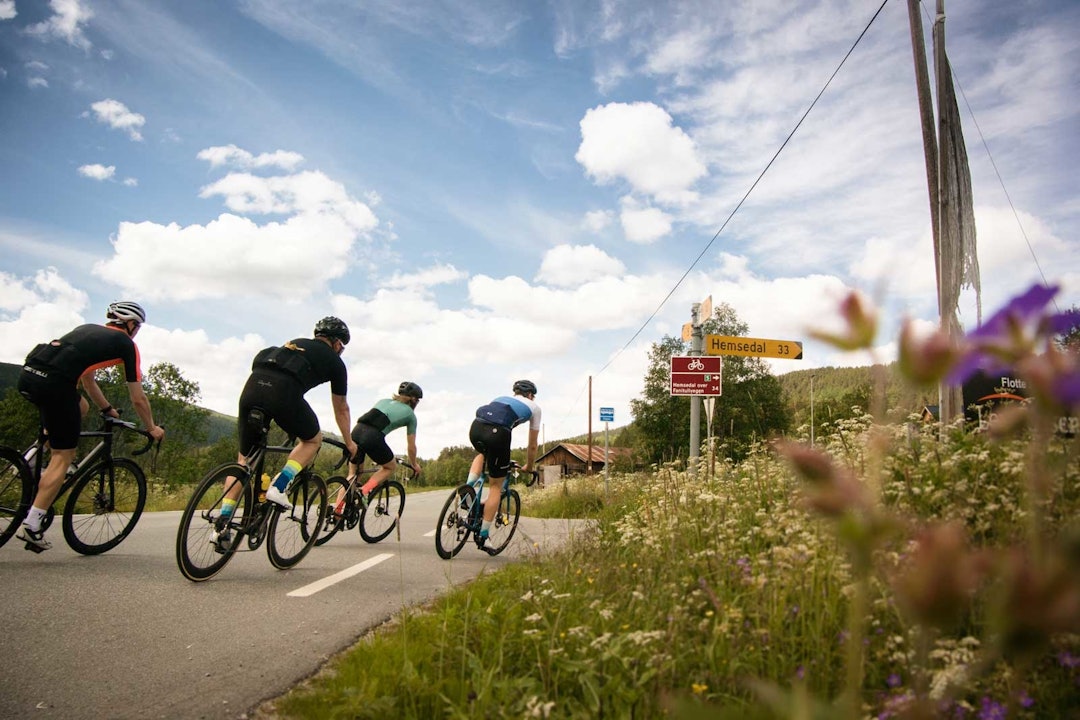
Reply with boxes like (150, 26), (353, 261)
(705, 335), (803, 360)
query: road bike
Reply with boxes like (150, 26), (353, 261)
(434, 462), (537, 559)
(0, 415), (158, 554)
(175, 407), (327, 582)
(314, 439), (416, 546)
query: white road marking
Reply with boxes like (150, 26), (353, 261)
(287, 553), (394, 597)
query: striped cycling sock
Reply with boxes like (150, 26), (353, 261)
(271, 459), (303, 492)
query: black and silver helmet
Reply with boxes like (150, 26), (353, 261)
(106, 301), (146, 325)
(314, 316), (350, 345)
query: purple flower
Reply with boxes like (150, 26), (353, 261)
(948, 283), (1068, 384)
(886, 673), (902, 688)
(1017, 690), (1034, 709)
(978, 696), (1006, 720)
(1058, 650), (1079, 668)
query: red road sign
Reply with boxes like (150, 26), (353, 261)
(670, 356), (722, 396)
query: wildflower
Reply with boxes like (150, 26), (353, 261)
(891, 522), (985, 630)
(977, 696), (1006, 720)
(898, 320), (957, 386)
(809, 290), (878, 351)
(886, 673), (902, 688)
(691, 683), (708, 695)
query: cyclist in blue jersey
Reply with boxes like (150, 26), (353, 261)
(334, 381), (423, 516)
(15, 301), (166, 552)
(468, 379), (541, 551)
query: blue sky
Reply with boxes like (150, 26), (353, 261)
(1, 0), (1078, 459)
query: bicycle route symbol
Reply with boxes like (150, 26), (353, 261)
(687, 358), (705, 371)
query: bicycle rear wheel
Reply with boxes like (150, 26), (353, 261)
(267, 473), (326, 569)
(314, 475), (347, 547)
(62, 458), (147, 555)
(435, 485), (476, 560)
(359, 479), (405, 543)
(0, 447), (33, 549)
(176, 463), (250, 581)
(484, 488), (520, 556)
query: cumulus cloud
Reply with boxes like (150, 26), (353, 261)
(197, 144), (304, 171)
(24, 0), (93, 50)
(0, 0), (15, 21)
(536, 244), (626, 288)
(576, 101), (706, 204)
(87, 99), (145, 141)
(0, 268), (89, 361)
(77, 163), (115, 180)
(382, 264), (467, 290)
(582, 209), (613, 233)
(619, 198), (672, 244)
(93, 159), (380, 302)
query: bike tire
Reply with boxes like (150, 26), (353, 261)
(62, 458), (147, 555)
(266, 473), (326, 569)
(0, 446), (33, 549)
(314, 475), (347, 547)
(435, 484), (476, 560)
(359, 479), (405, 544)
(485, 488), (521, 556)
(176, 463), (250, 582)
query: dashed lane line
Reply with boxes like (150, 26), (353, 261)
(287, 553), (394, 597)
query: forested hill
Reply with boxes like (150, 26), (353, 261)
(777, 363), (931, 427)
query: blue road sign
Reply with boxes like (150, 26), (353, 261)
(599, 407), (614, 422)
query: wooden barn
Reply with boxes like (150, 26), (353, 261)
(537, 443), (635, 476)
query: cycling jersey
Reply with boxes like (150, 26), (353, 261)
(475, 395), (541, 431)
(238, 337), (348, 453)
(22, 324), (142, 384)
(350, 398), (417, 466)
(17, 323), (142, 450)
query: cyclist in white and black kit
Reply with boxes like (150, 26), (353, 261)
(212, 317), (357, 549)
(467, 379), (541, 551)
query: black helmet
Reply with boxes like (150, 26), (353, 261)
(512, 379), (537, 396)
(314, 316), (350, 345)
(398, 381), (423, 399)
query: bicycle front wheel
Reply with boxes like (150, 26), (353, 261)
(435, 485), (476, 560)
(485, 488), (521, 556)
(267, 473), (326, 569)
(0, 447), (33, 549)
(359, 479), (405, 543)
(62, 458), (147, 555)
(176, 463), (250, 582)
(313, 475), (347, 547)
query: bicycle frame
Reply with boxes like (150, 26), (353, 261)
(25, 418), (154, 513)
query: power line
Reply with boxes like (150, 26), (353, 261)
(594, 0), (891, 376)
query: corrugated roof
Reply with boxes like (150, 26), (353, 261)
(538, 443), (633, 464)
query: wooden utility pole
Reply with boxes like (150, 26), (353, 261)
(587, 375), (593, 475)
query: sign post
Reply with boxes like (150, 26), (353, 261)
(669, 356), (723, 396)
(599, 407), (614, 499)
(705, 335), (803, 360)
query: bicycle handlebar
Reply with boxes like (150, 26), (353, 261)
(104, 416), (158, 456)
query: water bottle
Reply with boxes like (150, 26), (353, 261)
(259, 473), (271, 502)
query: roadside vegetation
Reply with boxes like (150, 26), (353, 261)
(268, 413), (1079, 719)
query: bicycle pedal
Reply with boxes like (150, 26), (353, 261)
(24, 541), (47, 554)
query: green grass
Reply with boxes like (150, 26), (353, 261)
(263, 416), (1080, 719)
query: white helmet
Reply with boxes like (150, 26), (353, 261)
(107, 301), (146, 325)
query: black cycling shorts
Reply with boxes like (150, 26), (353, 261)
(350, 423), (394, 466)
(469, 419), (512, 479)
(17, 370), (81, 450)
(237, 371), (319, 455)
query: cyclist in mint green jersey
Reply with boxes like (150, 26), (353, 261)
(336, 381), (422, 513)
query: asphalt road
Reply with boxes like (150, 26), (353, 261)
(0, 490), (584, 720)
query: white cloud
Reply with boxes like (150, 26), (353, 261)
(382, 264), (467, 291)
(27, 77), (48, 89)
(25, 60), (49, 72)
(536, 244), (626, 288)
(575, 101), (706, 204)
(0, 0), (15, 21)
(582, 209), (613, 233)
(197, 144), (305, 171)
(619, 198), (672, 244)
(93, 163), (380, 302)
(24, 0), (93, 50)
(122, 177), (138, 187)
(0, 269), (89, 361)
(77, 163), (115, 180)
(87, 99), (145, 141)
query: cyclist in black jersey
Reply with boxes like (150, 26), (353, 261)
(213, 317), (357, 539)
(16, 301), (166, 552)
